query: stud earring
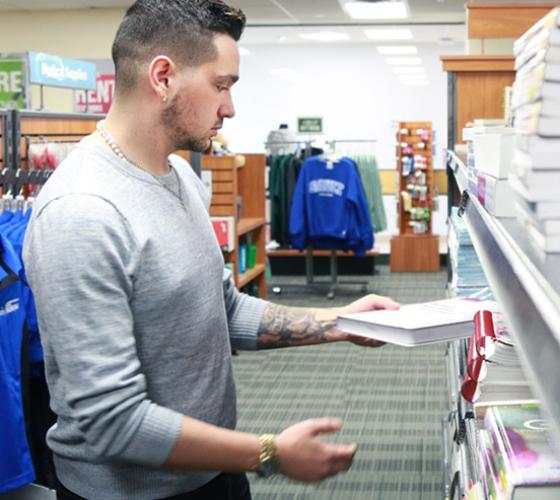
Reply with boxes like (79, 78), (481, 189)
(162, 95), (168, 103)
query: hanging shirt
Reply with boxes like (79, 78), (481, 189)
(289, 155), (374, 255)
(0, 233), (35, 494)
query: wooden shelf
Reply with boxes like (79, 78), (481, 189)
(237, 217), (266, 237)
(267, 249), (379, 257)
(238, 263), (266, 288)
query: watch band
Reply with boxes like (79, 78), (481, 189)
(254, 434), (281, 478)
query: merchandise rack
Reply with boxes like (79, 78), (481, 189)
(446, 149), (560, 445)
(391, 121), (439, 272)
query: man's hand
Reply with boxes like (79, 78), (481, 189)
(332, 294), (400, 347)
(275, 418), (356, 482)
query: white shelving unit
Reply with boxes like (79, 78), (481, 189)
(446, 149), (560, 443)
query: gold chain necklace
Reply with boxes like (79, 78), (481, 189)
(96, 121), (184, 206)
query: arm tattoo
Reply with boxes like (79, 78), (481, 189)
(257, 303), (337, 350)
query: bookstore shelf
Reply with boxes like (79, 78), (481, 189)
(238, 263), (266, 289)
(237, 217), (266, 237)
(447, 150), (560, 442)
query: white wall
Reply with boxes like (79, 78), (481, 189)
(224, 40), (463, 171)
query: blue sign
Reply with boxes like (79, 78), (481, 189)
(28, 51), (96, 90)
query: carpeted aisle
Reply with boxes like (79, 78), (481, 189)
(233, 265), (448, 500)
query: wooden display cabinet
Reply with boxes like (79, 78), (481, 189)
(390, 121), (439, 272)
(201, 154), (267, 299)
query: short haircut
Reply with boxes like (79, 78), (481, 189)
(112, 0), (246, 93)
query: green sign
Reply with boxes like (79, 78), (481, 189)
(0, 58), (25, 109)
(298, 117), (323, 134)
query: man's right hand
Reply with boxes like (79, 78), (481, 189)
(275, 418), (357, 482)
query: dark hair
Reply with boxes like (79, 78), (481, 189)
(112, 0), (246, 93)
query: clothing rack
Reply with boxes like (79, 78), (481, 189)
(268, 137), (377, 299)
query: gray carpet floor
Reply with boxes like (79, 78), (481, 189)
(232, 265), (448, 500)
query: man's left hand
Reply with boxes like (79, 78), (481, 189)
(332, 294), (400, 347)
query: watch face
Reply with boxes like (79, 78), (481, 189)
(257, 458), (280, 478)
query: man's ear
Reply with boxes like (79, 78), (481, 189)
(148, 55), (175, 103)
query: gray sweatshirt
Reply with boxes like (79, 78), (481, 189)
(23, 138), (268, 499)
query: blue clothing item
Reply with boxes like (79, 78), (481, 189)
(289, 156), (374, 256)
(1, 209), (42, 365)
(0, 234), (35, 494)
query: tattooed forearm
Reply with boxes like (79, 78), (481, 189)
(257, 303), (341, 349)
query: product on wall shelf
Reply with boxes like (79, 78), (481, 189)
(390, 121), (439, 272)
(196, 154), (267, 298)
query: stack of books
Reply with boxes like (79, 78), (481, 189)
(511, 7), (560, 253)
(476, 403), (560, 499)
(448, 207), (490, 297)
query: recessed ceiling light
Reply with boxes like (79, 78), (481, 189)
(299, 31), (350, 42)
(392, 66), (425, 74)
(238, 47), (251, 56)
(364, 28), (413, 41)
(344, 1), (408, 20)
(386, 57), (422, 65)
(277, 36), (287, 43)
(269, 68), (295, 76)
(377, 46), (418, 55)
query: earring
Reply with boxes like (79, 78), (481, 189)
(162, 95), (168, 103)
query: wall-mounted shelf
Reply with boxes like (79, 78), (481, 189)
(447, 150), (560, 444)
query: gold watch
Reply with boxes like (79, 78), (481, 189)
(254, 434), (281, 478)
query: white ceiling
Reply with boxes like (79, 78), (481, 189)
(0, 0), (509, 45)
(0, 0), (471, 22)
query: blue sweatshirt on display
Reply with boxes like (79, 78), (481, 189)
(289, 156), (374, 255)
(0, 234), (35, 494)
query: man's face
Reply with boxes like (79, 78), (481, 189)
(162, 34), (240, 152)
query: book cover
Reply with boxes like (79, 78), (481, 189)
(484, 404), (560, 498)
(336, 298), (498, 347)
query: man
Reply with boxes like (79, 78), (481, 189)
(23, 1), (399, 499)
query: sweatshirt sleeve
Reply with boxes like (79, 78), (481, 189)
(289, 163), (308, 250)
(23, 194), (184, 466)
(347, 162), (374, 255)
(222, 268), (268, 351)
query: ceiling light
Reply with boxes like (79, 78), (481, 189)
(269, 68), (295, 76)
(299, 31), (350, 42)
(377, 46), (418, 55)
(281, 74), (310, 82)
(386, 57), (422, 65)
(364, 28), (412, 41)
(343, 1), (408, 20)
(392, 66), (425, 74)
(399, 73), (430, 80)
(401, 80), (429, 86)
(238, 47), (251, 56)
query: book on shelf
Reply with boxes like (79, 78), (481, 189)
(526, 222), (560, 253)
(514, 193), (560, 220)
(336, 298), (498, 347)
(509, 173), (558, 202)
(510, 173), (559, 203)
(516, 133), (560, 160)
(514, 7), (560, 57)
(516, 201), (560, 234)
(512, 148), (560, 177)
(479, 403), (560, 499)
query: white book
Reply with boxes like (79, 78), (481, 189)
(510, 173), (560, 202)
(527, 222), (560, 253)
(514, 7), (560, 56)
(336, 298), (498, 347)
(515, 194), (560, 219)
(513, 146), (560, 170)
(516, 134), (560, 160)
(516, 202), (560, 234)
